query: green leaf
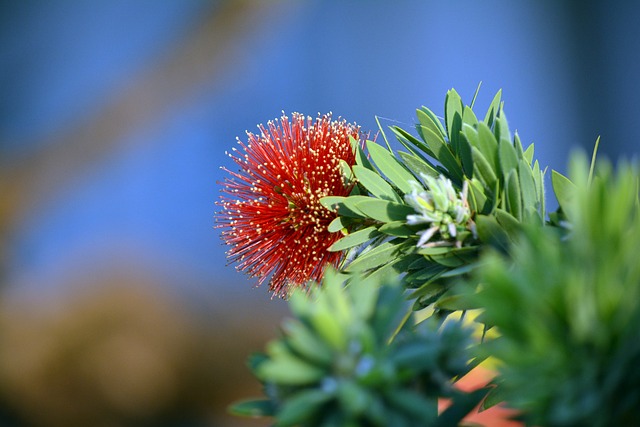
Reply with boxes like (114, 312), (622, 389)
(229, 398), (275, 417)
(470, 82), (482, 108)
(307, 308), (347, 351)
(367, 140), (417, 195)
(434, 389), (489, 427)
(467, 178), (491, 214)
(353, 137), (375, 171)
(518, 159), (539, 220)
(505, 169), (522, 220)
(365, 254), (417, 282)
(345, 239), (405, 272)
(410, 279), (447, 307)
(462, 105), (479, 128)
(523, 143), (535, 164)
(513, 132), (524, 160)
(328, 226), (380, 252)
(398, 150), (439, 178)
(434, 294), (477, 311)
(495, 208), (521, 239)
(392, 125), (436, 159)
(494, 108), (512, 146)
(552, 170), (576, 218)
(257, 354), (325, 385)
(277, 389), (333, 426)
(420, 126), (464, 183)
(353, 165), (402, 203)
(445, 89), (464, 155)
(458, 132), (474, 178)
(378, 221), (414, 237)
(282, 319), (335, 366)
(385, 388), (437, 421)
(471, 146), (498, 191)
(476, 122), (499, 166)
(328, 216), (348, 233)
(483, 89), (502, 128)
(355, 198), (415, 223)
(417, 107), (447, 141)
(475, 214), (510, 253)
(320, 196), (365, 218)
(338, 159), (354, 184)
(480, 384), (508, 411)
(499, 138), (519, 178)
(428, 251), (476, 268)
(337, 380), (372, 417)
(532, 160), (546, 217)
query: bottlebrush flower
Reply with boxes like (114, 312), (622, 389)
(218, 112), (363, 296)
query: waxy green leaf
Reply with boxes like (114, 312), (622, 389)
(367, 140), (417, 195)
(353, 165), (403, 203)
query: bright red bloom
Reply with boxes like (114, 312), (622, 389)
(218, 113), (363, 296)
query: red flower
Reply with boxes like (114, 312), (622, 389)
(218, 113), (363, 296)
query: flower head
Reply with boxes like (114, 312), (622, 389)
(218, 113), (363, 296)
(405, 174), (472, 247)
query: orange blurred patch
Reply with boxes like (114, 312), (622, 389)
(439, 366), (522, 427)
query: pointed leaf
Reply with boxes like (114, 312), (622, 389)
(378, 221), (413, 237)
(328, 226), (380, 252)
(353, 136), (375, 171)
(494, 109), (512, 146)
(282, 319), (334, 365)
(445, 89), (464, 155)
(434, 389), (489, 427)
(514, 132), (525, 160)
(467, 178), (491, 214)
(392, 124), (437, 160)
(475, 122), (499, 170)
(523, 143), (535, 164)
(398, 151), (439, 178)
(417, 106), (447, 140)
(353, 165), (402, 203)
(320, 196), (365, 218)
(480, 384), (508, 411)
(532, 160), (546, 216)
(277, 389), (333, 426)
(257, 355), (325, 385)
(420, 126), (464, 183)
(483, 90), (502, 128)
(328, 216), (347, 233)
(229, 398), (275, 417)
(367, 140), (417, 194)
(355, 199), (415, 223)
(345, 239), (405, 272)
(518, 159), (539, 220)
(475, 214), (510, 253)
(458, 133), (474, 178)
(505, 170), (522, 220)
(499, 138), (519, 178)
(551, 170), (576, 217)
(462, 105), (479, 128)
(471, 147), (498, 191)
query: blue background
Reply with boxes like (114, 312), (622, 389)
(1, 1), (639, 425)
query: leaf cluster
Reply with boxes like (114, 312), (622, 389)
(322, 87), (547, 313)
(473, 155), (640, 426)
(230, 271), (486, 427)
(228, 88), (640, 427)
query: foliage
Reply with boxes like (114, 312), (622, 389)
(321, 87), (546, 313)
(473, 155), (640, 426)
(221, 88), (640, 426)
(230, 271), (486, 426)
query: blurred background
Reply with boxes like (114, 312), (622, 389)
(0, 1), (638, 426)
